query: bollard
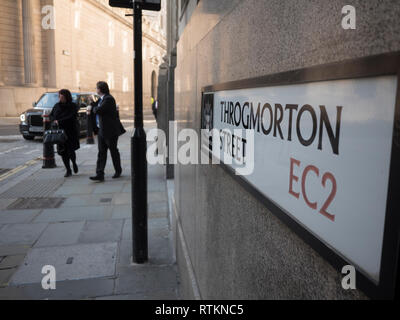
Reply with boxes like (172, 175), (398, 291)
(86, 109), (95, 144)
(42, 111), (56, 169)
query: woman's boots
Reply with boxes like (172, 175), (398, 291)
(62, 155), (72, 177)
(62, 152), (78, 177)
(73, 162), (78, 174)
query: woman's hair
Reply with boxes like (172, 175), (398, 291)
(97, 81), (110, 95)
(59, 89), (73, 104)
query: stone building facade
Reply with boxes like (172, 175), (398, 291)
(167, 0), (400, 300)
(0, 0), (166, 117)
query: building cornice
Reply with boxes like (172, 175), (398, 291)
(85, 0), (166, 51)
(86, 0), (133, 28)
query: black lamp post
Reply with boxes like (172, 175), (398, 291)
(109, 0), (161, 264)
(131, 1), (148, 264)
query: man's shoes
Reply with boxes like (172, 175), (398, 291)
(64, 171), (72, 178)
(90, 175), (104, 182)
(112, 171), (122, 179)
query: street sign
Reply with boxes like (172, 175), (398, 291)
(109, 0), (161, 11)
(203, 75), (398, 283)
(201, 52), (400, 299)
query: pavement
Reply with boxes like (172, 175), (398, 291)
(0, 120), (179, 300)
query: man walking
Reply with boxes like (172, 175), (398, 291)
(88, 81), (126, 182)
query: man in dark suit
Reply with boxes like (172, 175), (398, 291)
(88, 81), (126, 182)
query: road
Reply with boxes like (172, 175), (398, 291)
(0, 118), (41, 188)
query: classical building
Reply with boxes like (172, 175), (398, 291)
(0, 0), (166, 117)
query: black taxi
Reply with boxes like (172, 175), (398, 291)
(19, 92), (98, 140)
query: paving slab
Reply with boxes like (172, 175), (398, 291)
(112, 205), (131, 220)
(149, 218), (170, 230)
(122, 183), (131, 193)
(113, 193), (131, 205)
(61, 177), (100, 187)
(92, 184), (124, 195)
(148, 180), (167, 193)
(115, 265), (178, 295)
(149, 201), (168, 217)
(122, 219), (132, 240)
(0, 209), (41, 224)
(148, 234), (174, 266)
(0, 245), (31, 256)
(149, 191), (167, 203)
(0, 255), (26, 269)
(34, 221), (85, 248)
(0, 223), (48, 245)
(54, 185), (95, 196)
(0, 268), (15, 287)
(60, 194), (115, 207)
(117, 240), (132, 267)
(0, 278), (115, 300)
(10, 242), (118, 285)
(34, 206), (112, 223)
(78, 220), (124, 244)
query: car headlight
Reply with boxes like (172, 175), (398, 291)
(20, 114), (26, 122)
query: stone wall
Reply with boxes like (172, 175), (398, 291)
(174, 0), (400, 299)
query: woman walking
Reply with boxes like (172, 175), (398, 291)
(49, 89), (80, 177)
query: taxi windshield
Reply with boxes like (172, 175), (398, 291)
(35, 93), (78, 108)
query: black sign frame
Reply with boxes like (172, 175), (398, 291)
(201, 51), (400, 300)
(109, 0), (161, 11)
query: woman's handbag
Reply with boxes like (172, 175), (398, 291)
(43, 125), (68, 145)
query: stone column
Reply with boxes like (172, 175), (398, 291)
(22, 0), (37, 86)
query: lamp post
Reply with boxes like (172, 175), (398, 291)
(131, 1), (148, 264)
(109, 0), (161, 264)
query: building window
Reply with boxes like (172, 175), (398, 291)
(123, 31), (128, 53)
(108, 22), (115, 47)
(107, 72), (115, 90)
(74, 0), (82, 29)
(74, 11), (80, 29)
(123, 76), (129, 92)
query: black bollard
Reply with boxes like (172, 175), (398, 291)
(42, 112), (56, 169)
(86, 109), (95, 144)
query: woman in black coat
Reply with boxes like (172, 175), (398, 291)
(49, 89), (80, 177)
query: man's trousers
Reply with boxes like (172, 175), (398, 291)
(96, 134), (122, 177)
